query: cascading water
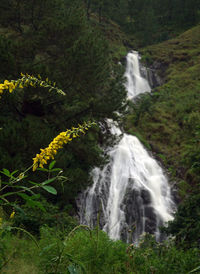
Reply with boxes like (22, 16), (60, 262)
(77, 51), (175, 243)
(125, 51), (151, 99)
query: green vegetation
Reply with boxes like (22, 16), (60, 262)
(0, 0), (127, 206)
(1, 227), (200, 273)
(126, 25), (200, 187)
(125, 25), (200, 249)
(84, 0), (200, 46)
(0, 0), (200, 272)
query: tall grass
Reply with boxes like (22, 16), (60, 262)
(1, 226), (199, 274)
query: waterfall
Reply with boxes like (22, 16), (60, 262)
(77, 51), (175, 243)
(125, 51), (151, 99)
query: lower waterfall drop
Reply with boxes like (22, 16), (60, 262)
(77, 51), (175, 243)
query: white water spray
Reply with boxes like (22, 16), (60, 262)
(125, 51), (151, 100)
(78, 51), (175, 242)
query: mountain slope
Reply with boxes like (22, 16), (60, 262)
(125, 25), (200, 197)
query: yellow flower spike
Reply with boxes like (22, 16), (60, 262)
(9, 83), (15, 93)
(33, 163), (38, 172)
(4, 80), (9, 85)
(10, 211), (15, 219)
(0, 73), (66, 97)
(41, 159), (47, 165)
(32, 121), (96, 171)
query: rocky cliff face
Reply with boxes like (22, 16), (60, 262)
(140, 63), (164, 88)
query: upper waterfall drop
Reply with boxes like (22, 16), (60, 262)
(77, 51), (175, 243)
(124, 51), (151, 100)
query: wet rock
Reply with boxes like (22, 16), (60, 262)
(144, 207), (157, 234)
(141, 189), (151, 205)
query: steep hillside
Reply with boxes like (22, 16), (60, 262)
(0, 1), (128, 207)
(125, 25), (200, 197)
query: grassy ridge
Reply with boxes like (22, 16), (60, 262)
(125, 25), (200, 196)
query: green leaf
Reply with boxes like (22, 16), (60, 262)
(2, 191), (20, 198)
(39, 243), (56, 256)
(28, 180), (40, 186)
(13, 204), (26, 216)
(11, 170), (19, 176)
(41, 177), (57, 186)
(20, 186), (35, 195)
(49, 160), (56, 170)
(49, 168), (62, 173)
(32, 194), (41, 200)
(17, 192), (33, 201)
(36, 167), (49, 172)
(0, 181), (8, 185)
(188, 266), (200, 273)
(26, 199), (45, 211)
(0, 169), (11, 177)
(41, 185), (57, 195)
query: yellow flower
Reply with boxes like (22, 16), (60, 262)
(9, 82), (16, 93)
(0, 73), (66, 98)
(10, 211), (15, 219)
(4, 80), (10, 88)
(32, 121), (96, 171)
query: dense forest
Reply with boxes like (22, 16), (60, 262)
(0, 0), (200, 273)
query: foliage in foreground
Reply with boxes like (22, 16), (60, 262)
(164, 192), (200, 249)
(0, 0), (126, 205)
(1, 227), (199, 274)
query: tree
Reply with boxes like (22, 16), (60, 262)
(165, 192), (200, 248)
(0, 0), (126, 205)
